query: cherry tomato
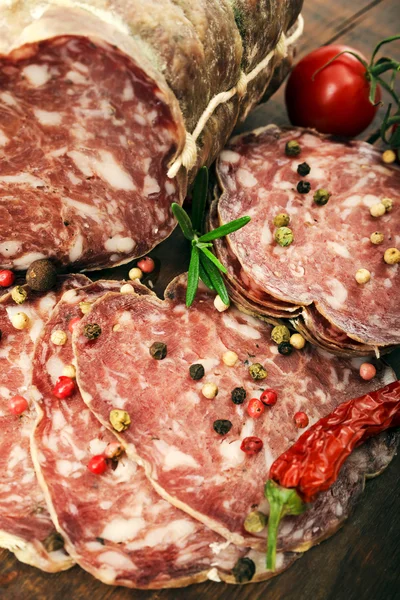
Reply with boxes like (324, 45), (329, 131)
(137, 257), (155, 273)
(87, 455), (107, 475)
(52, 376), (75, 399)
(68, 316), (81, 333)
(260, 389), (278, 406)
(0, 270), (15, 288)
(247, 398), (265, 419)
(240, 436), (263, 455)
(294, 411), (309, 429)
(285, 45), (381, 137)
(9, 395), (29, 415)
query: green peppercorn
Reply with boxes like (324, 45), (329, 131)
(249, 363), (267, 380)
(273, 213), (290, 227)
(109, 409), (131, 432)
(11, 285), (28, 305)
(297, 180), (311, 194)
(313, 189), (331, 206)
(271, 325), (291, 344)
(83, 323), (102, 340)
(232, 557), (256, 583)
(297, 162), (310, 176)
(275, 227), (293, 247)
(278, 342), (293, 356)
(285, 140), (301, 157)
(231, 387), (246, 405)
(149, 341), (167, 360)
(42, 531), (65, 553)
(244, 510), (267, 533)
(189, 363), (205, 380)
(213, 419), (232, 435)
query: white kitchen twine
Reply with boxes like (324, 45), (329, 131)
(167, 14), (304, 179)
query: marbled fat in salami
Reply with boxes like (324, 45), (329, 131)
(73, 275), (396, 550)
(31, 281), (296, 587)
(0, 274), (88, 571)
(214, 126), (400, 352)
(0, 1), (302, 271)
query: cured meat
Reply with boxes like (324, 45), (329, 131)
(214, 125), (400, 353)
(0, 274), (88, 571)
(73, 275), (396, 551)
(0, 1), (302, 271)
(31, 280), (297, 587)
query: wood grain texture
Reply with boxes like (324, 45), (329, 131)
(1, 0), (399, 597)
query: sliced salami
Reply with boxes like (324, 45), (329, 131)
(0, 1), (302, 271)
(0, 274), (88, 571)
(73, 275), (396, 551)
(214, 125), (400, 353)
(31, 280), (297, 587)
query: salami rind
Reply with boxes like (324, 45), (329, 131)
(73, 275), (396, 550)
(0, 274), (88, 571)
(0, 1), (302, 271)
(214, 125), (400, 351)
(31, 280), (297, 587)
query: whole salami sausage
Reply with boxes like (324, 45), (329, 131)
(0, 1), (302, 271)
(0, 274), (88, 571)
(72, 274), (397, 553)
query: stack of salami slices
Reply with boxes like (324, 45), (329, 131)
(211, 125), (400, 356)
(0, 0), (301, 272)
(0, 273), (398, 588)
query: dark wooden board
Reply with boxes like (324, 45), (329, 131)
(1, 1), (399, 598)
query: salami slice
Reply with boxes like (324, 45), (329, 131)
(31, 280), (297, 587)
(0, 1), (302, 271)
(0, 274), (88, 571)
(214, 125), (400, 352)
(73, 275), (396, 551)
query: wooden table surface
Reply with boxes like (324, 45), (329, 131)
(1, 1), (399, 599)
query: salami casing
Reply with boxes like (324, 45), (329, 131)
(214, 125), (400, 354)
(31, 281), (297, 586)
(0, 274), (88, 571)
(73, 275), (396, 551)
(0, 1), (302, 271)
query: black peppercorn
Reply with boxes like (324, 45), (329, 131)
(278, 342), (293, 356)
(232, 557), (256, 583)
(189, 363), (205, 380)
(296, 181), (311, 194)
(83, 323), (102, 340)
(231, 387), (246, 405)
(297, 162), (310, 176)
(149, 341), (167, 360)
(213, 419), (232, 435)
(26, 259), (57, 292)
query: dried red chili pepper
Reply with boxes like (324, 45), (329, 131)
(265, 380), (400, 570)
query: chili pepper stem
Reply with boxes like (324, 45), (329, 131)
(265, 480), (306, 571)
(266, 499), (284, 570)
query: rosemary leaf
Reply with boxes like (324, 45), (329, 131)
(186, 247), (200, 307)
(171, 203), (194, 240)
(201, 254), (230, 306)
(200, 247), (228, 274)
(198, 216), (251, 242)
(199, 258), (214, 290)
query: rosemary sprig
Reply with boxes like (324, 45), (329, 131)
(171, 167), (250, 307)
